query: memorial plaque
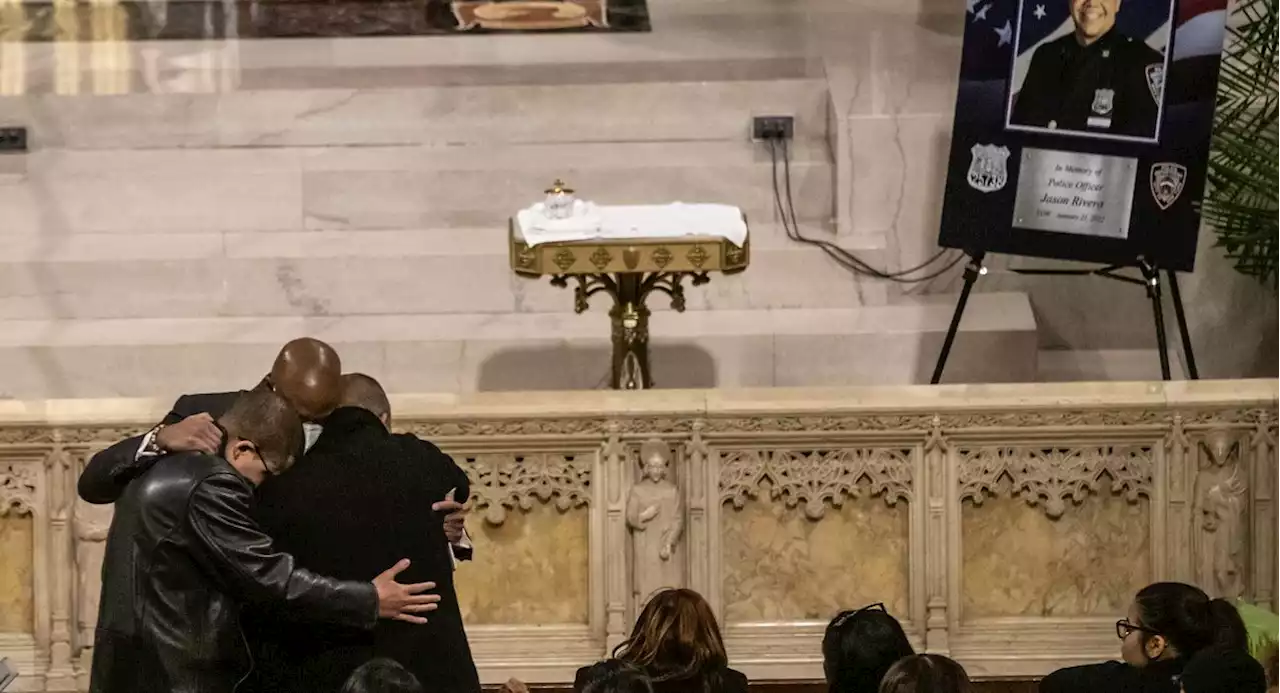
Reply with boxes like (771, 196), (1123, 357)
(1012, 148), (1137, 240)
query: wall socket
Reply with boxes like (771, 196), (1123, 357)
(751, 116), (794, 141)
(0, 127), (28, 152)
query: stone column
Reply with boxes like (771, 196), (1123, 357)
(602, 424), (629, 654)
(44, 440), (77, 691)
(923, 416), (950, 654)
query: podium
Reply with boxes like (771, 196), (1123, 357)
(510, 220), (749, 390)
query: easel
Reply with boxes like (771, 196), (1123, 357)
(930, 249), (1200, 384)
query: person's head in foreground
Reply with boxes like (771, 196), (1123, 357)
(1118, 582), (1248, 668)
(341, 658), (424, 693)
(217, 390), (303, 486)
(261, 337), (342, 422)
(1178, 646), (1267, 693)
(823, 602), (915, 693)
(575, 660), (655, 693)
(614, 588), (728, 684)
(340, 372), (393, 428)
(1069, 0), (1119, 46)
(877, 654), (972, 693)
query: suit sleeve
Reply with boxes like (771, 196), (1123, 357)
(76, 399), (191, 504)
(186, 473), (378, 630)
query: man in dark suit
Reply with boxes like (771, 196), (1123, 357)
(1011, 0), (1163, 138)
(246, 373), (480, 693)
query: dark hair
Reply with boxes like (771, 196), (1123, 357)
(575, 660), (655, 693)
(218, 390), (303, 475)
(1134, 582), (1248, 657)
(1180, 646), (1268, 693)
(340, 658), (424, 693)
(877, 654), (972, 693)
(340, 372), (392, 422)
(613, 589), (728, 687)
(823, 605), (915, 693)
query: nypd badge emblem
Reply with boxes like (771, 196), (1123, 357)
(1150, 162), (1187, 211)
(1145, 63), (1164, 104)
(967, 143), (1010, 193)
(1092, 88), (1115, 116)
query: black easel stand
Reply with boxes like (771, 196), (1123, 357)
(930, 250), (986, 385)
(930, 253), (1200, 384)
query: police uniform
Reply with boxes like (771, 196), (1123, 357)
(1011, 28), (1163, 138)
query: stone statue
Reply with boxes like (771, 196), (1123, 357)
(73, 498), (112, 660)
(1193, 430), (1249, 600)
(626, 439), (684, 602)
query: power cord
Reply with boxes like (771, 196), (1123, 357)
(766, 135), (964, 283)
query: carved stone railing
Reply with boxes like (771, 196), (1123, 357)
(0, 381), (1275, 691)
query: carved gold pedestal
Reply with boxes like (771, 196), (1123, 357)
(510, 223), (749, 389)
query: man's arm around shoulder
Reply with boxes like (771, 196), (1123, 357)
(406, 436), (474, 561)
(77, 396), (199, 504)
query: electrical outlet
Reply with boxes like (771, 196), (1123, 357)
(751, 116), (794, 141)
(0, 127), (28, 153)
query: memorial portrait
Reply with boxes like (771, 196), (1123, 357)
(937, 0), (1228, 270)
(1006, 0), (1176, 143)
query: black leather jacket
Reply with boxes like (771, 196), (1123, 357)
(89, 451), (378, 693)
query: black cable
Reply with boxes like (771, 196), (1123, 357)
(781, 137), (956, 279)
(773, 136), (953, 281)
(767, 136), (960, 283)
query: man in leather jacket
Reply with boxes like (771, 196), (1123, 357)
(89, 389), (441, 693)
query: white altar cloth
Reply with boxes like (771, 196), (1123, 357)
(514, 201), (748, 248)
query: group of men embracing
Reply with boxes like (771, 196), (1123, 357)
(78, 338), (481, 693)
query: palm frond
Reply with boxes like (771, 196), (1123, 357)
(1203, 0), (1280, 291)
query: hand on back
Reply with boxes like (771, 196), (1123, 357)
(372, 559), (440, 624)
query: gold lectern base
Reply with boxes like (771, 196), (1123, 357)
(509, 224), (750, 390)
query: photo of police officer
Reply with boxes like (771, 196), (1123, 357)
(1008, 0), (1170, 141)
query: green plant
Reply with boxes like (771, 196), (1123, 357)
(1237, 600), (1280, 661)
(1202, 0), (1279, 291)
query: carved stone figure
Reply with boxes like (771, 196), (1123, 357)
(73, 498), (112, 658)
(1193, 430), (1249, 600)
(626, 439), (684, 601)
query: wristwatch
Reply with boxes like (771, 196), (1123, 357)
(141, 424), (167, 456)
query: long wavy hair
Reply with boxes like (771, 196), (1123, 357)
(613, 589), (729, 689)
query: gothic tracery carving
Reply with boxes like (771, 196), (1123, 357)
(958, 445), (1153, 519)
(0, 462), (38, 516)
(463, 453), (591, 526)
(719, 447), (914, 519)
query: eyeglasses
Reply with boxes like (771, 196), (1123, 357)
(831, 603), (886, 628)
(1116, 619), (1160, 640)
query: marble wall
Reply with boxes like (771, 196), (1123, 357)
(456, 503), (591, 625)
(721, 489), (909, 622)
(961, 494), (1150, 619)
(0, 516), (34, 633)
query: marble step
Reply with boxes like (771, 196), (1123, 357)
(0, 292), (1037, 399)
(0, 240), (892, 320)
(0, 140), (835, 234)
(1036, 348), (1187, 382)
(1, 78), (831, 149)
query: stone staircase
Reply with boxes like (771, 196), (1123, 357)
(0, 0), (1041, 399)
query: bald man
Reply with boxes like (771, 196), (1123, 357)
(77, 338), (343, 505)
